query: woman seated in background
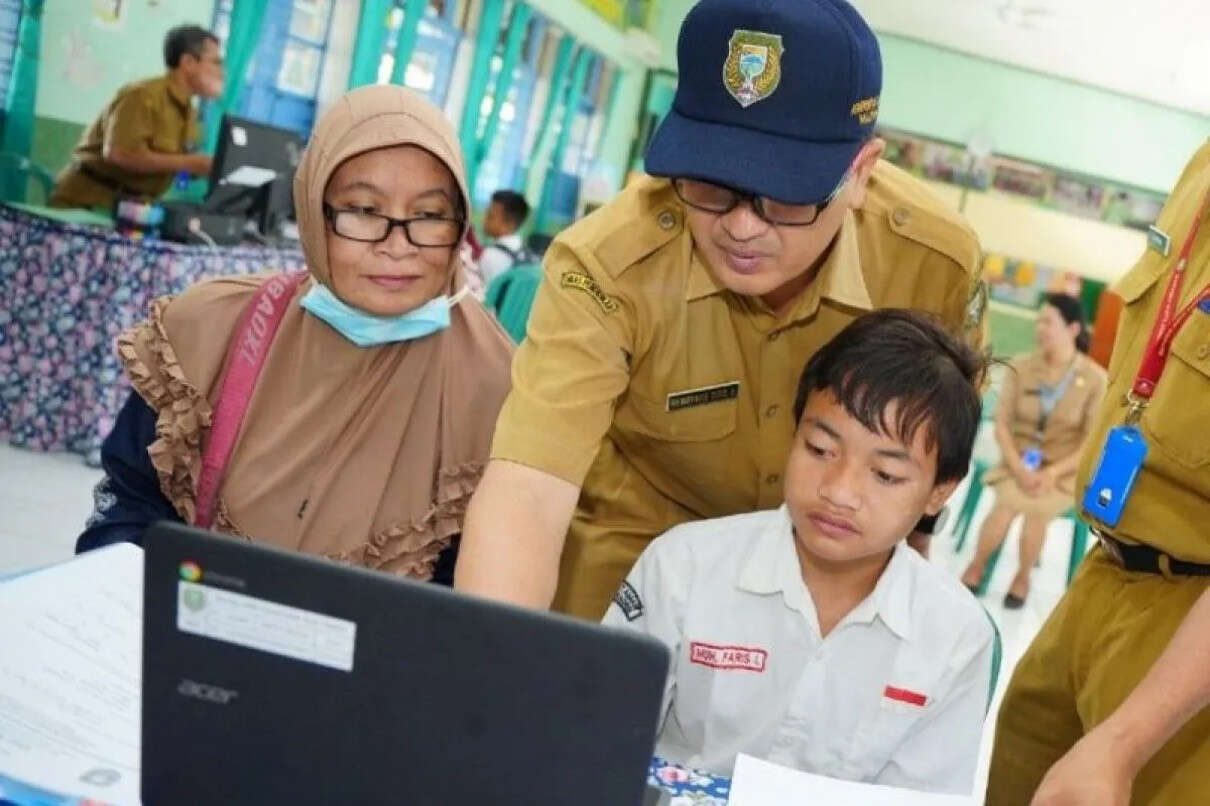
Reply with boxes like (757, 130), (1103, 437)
(76, 84), (514, 584)
(960, 293), (1106, 608)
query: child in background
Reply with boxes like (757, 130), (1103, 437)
(478, 189), (533, 286)
(604, 309), (996, 795)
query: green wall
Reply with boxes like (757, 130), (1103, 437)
(877, 35), (1209, 194)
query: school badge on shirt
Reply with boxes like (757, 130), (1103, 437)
(723, 30), (784, 108)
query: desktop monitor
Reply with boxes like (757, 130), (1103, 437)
(205, 115), (304, 239)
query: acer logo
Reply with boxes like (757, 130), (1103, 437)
(177, 679), (239, 704)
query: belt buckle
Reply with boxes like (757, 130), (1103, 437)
(1098, 533), (1125, 567)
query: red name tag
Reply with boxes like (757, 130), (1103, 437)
(689, 642), (768, 673)
(883, 685), (928, 707)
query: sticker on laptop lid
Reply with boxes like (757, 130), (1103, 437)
(177, 578), (357, 672)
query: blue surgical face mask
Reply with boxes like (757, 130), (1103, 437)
(300, 281), (470, 347)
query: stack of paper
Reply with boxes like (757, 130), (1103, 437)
(0, 544), (144, 806)
(729, 754), (977, 806)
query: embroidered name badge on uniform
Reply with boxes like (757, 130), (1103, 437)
(612, 580), (644, 621)
(560, 270), (618, 315)
(690, 642), (768, 673)
(667, 382), (740, 412)
(723, 30), (784, 108)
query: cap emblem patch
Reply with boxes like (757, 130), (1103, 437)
(723, 30), (784, 108)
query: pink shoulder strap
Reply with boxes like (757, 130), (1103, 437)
(194, 272), (306, 528)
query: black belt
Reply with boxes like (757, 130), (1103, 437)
(1097, 532), (1210, 577)
(78, 163), (148, 198)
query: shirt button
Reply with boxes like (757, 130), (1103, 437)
(892, 207), (911, 226)
(765, 404), (779, 418)
(766, 473), (780, 485)
(1199, 345), (1210, 360)
(657, 210), (677, 230)
(767, 331), (780, 342)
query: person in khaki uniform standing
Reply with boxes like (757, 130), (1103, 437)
(455, 0), (987, 620)
(49, 25), (222, 211)
(987, 141), (1210, 806)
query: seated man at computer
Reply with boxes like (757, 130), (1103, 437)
(604, 310), (996, 795)
(49, 24), (222, 210)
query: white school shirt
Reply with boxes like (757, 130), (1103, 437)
(603, 507), (995, 796)
(478, 232), (525, 286)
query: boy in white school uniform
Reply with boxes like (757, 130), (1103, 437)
(604, 309), (996, 795)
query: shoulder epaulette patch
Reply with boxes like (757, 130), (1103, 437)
(561, 270), (619, 314)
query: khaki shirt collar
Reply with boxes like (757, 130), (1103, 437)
(685, 211), (874, 320)
(737, 505), (914, 640)
(163, 74), (193, 111)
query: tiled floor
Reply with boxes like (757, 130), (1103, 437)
(0, 441), (1081, 800)
(0, 443), (102, 573)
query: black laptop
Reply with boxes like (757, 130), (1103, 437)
(142, 522), (670, 805)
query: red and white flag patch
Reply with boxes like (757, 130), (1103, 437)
(689, 642), (768, 673)
(883, 685), (929, 707)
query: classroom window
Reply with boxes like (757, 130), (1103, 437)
(380, 0), (462, 107)
(471, 11), (549, 206)
(211, 0), (336, 137)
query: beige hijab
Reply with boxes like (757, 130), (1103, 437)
(117, 85), (514, 578)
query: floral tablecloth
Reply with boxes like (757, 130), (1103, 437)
(0, 204), (304, 464)
(648, 756), (732, 804)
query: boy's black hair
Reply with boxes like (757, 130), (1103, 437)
(490, 190), (530, 229)
(164, 25), (219, 69)
(1042, 292), (1090, 353)
(792, 309), (987, 484)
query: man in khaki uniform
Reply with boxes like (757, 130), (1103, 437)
(987, 142), (1210, 806)
(456, 0), (986, 619)
(49, 25), (222, 210)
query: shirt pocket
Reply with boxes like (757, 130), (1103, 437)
(1143, 312), (1210, 469)
(619, 388), (738, 442)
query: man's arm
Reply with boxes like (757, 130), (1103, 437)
(103, 144), (210, 177)
(101, 90), (211, 177)
(1031, 587), (1210, 806)
(454, 459), (580, 609)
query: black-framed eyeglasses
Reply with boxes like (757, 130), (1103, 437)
(671, 175), (848, 227)
(323, 203), (464, 248)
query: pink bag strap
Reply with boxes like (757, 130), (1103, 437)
(194, 272), (306, 528)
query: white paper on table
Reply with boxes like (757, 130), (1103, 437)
(728, 754), (977, 806)
(220, 165), (277, 187)
(0, 544), (144, 806)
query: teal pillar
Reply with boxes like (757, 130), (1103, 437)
(388, 0), (428, 86)
(205, 0), (270, 152)
(0, 0), (44, 161)
(458, 0), (507, 164)
(347, 0), (395, 89)
(593, 65), (622, 163)
(523, 34), (574, 182)
(535, 47), (592, 233)
(469, 2), (531, 191)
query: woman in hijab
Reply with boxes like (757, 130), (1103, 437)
(77, 85), (513, 583)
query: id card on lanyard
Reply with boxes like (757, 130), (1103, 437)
(1084, 185), (1210, 527)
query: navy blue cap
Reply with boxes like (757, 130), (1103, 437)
(645, 0), (882, 205)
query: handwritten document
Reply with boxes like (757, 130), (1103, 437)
(0, 544), (143, 805)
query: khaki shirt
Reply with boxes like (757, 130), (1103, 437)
(1075, 141), (1210, 562)
(50, 75), (200, 209)
(491, 163), (984, 619)
(993, 351), (1107, 490)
